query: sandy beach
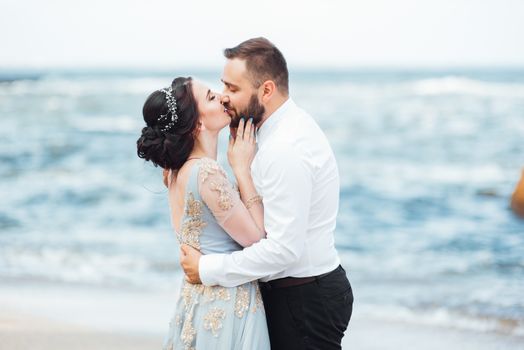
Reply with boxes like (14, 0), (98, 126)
(1, 281), (523, 350)
(0, 309), (161, 350)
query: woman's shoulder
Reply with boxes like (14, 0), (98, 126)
(197, 157), (228, 184)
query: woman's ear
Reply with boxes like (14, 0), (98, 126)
(193, 120), (205, 136)
(260, 80), (275, 103)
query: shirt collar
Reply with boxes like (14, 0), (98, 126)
(256, 98), (294, 148)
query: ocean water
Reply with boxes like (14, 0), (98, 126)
(1, 68), (523, 336)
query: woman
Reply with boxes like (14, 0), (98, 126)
(137, 77), (270, 350)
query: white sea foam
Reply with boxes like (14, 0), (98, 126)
(0, 245), (178, 288)
(293, 76), (524, 100)
(0, 77), (170, 97)
(412, 76), (524, 98)
(358, 303), (524, 336)
(71, 115), (142, 133)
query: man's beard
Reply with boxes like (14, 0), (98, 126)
(229, 93), (265, 128)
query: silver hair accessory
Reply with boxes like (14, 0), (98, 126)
(157, 86), (178, 132)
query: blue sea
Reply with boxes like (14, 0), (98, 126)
(1, 68), (523, 336)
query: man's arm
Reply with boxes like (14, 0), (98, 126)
(182, 146), (313, 287)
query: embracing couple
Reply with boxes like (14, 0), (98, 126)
(137, 37), (353, 350)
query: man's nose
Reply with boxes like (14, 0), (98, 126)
(220, 94), (230, 105)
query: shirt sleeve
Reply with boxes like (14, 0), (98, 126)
(197, 158), (265, 248)
(199, 147), (313, 287)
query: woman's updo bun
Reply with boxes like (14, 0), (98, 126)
(137, 77), (198, 170)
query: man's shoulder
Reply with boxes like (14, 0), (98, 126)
(258, 138), (300, 163)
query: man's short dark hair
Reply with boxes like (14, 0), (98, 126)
(224, 37), (289, 95)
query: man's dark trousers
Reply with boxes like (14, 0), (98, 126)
(260, 265), (353, 350)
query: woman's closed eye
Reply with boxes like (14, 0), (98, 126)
(206, 89), (217, 101)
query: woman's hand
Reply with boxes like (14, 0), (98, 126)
(228, 117), (256, 177)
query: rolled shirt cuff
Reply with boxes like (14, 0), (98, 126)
(199, 253), (226, 286)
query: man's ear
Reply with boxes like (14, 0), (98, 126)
(260, 80), (276, 103)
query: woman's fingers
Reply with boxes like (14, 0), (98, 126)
(246, 117), (253, 142)
(234, 117), (257, 149)
(237, 118), (245, 142)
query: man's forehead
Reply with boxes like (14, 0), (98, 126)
(222, 58), (248, 83)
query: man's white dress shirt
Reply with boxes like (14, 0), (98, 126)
(200, 98), (341, 287)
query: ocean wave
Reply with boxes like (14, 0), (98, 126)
(0, 74), (222, 98)
(3, 74), (524, 100)
(359, 303), (524, 336)
(0, 245), (178, 289)
(412, 76), (524, 97)
(0, 74), (41, 83)
(346, 161), (508, 199)
(293, 75), (524, 99)
(0, 77), (170, 97)
(70, 115), (143, 133)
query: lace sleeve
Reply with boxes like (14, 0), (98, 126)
(197, 158), (264, 247)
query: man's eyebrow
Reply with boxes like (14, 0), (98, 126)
(206, 89), (210, 99)
(221, 79), (238, 89)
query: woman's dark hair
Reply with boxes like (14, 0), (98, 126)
(137, 77), (198, 170)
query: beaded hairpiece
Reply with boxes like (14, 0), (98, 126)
(157, 86), (178, 132)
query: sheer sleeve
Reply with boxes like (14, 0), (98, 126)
(197, 158), (265, 247)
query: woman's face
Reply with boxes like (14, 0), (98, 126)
(192, 80), (231, 132)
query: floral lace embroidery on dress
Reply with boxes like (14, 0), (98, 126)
(178, 192), (207, 250)
(180, 311), (197, 348)
(209, 179), (234, 211)
(176, 280), (264, 347)
(234, 285), (250, 318)
(198, 158), (235, 212)
(204, 307), (227, 337)
(252, 282), (264, 313)
(199, 158), (228, 183)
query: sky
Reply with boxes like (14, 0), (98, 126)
(1, 0), (523, 69)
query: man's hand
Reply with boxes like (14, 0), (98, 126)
(180, 244), (203, 284)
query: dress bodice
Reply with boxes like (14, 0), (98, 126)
(173, 158), (243, 255)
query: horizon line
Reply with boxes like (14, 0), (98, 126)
(1, 64), (524, 73)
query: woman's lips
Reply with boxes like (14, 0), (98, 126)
(224, 108), (235, 118)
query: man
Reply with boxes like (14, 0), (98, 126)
(181, 37), (353, 350)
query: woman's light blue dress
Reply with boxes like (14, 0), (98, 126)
(162, 158), (270, 350)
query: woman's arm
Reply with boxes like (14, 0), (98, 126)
(233, 169), (264, 233)
(198, 119), (265, 248)
(198, 157), (264, 248)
